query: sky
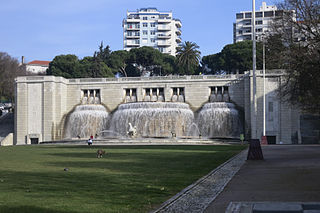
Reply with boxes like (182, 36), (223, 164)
(0, 0), (275, 63)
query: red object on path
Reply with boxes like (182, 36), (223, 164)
(90, 135), (93, 139)
(261, 136), (268, 145)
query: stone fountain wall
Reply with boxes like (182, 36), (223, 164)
(14, 71), (301, 144)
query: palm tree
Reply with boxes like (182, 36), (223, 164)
(176, 41), (201, 75)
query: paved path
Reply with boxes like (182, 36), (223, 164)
(204, 145), (320, 212)
(0, 112), (14, 142)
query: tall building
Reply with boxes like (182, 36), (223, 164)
(233, 2), (283, 43)
(123, 8), (182, 56)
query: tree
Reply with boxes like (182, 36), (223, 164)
(47, 54), (82, 78)
(108, 50), (130, 77)
(0, 52), (26, 101)
(80, 56), (113, 78)
(95, 41), (111, 64)
(201, 41), (264, 74)
(267, 0), (320, 113)
(176, 41), (201, 75)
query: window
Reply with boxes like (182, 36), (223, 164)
(143, 30), (148, 35)
(256, 20), (263, 25)
(244, 20), (251, 25)
(134, 32), (140, 36)
(264, 11), (274, 17)
(256, 12), (263, 17)
(256, 28), (262, 32)
(143, 23), (148, 27)
(134, 40), (140, 44)
(127, 24), (133, 29)
(238, 30), (243, 35)
(151, 38), (155, 43)
(127, 31), (132, 36)
(142, 38), (148, 43)
(135, 24), (140, 28)
(245, 12), (252, 18)
(150, 22), (156, 27)
(236, 13), (244, 19)
(150, 31), (155, 35)
(143, 17), (148, 20)
(158, 47), (164, 52)
(268, 102), (274, 121)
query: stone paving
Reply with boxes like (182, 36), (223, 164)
(152, 149), (248, 213)
(205, 145), (320, 213)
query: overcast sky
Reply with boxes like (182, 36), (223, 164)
(0, 0), (275, 62)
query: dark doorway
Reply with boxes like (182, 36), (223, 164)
(267, 136), (276, 144)
(30, 138), (39, 144)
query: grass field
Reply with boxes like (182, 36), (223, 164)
(0, 144), (246, 213)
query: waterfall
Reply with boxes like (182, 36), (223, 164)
(197, 102), (242, 138)
(64, 105), (109, 139)
(109, 102), (194, 138)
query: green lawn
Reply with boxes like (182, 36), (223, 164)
(0, 145), (246, 213)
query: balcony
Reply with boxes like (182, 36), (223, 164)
(157, 34), (171, 39)
(158, 18), (171, 23)
(157, 41), (171, 46)
(126, 18), (140, 23)
(176, 37), (182, 43)
(127, 26), (140, 31)
(176, 29), (181, 35)
(126, 35), (140, 39)
(175, 20), (182, 28)
(125, 42), (140, 47)
(157, 25), (171, 31)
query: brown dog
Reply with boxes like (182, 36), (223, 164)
(96, 150), (106, 158)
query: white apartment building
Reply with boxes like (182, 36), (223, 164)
(123, 8), (182, 56)
(233, 2), (283, 43)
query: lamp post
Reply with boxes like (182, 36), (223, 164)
(252, 0), (258, 139)
(261, 33), (268, 145)
(262, 34), (266, 137)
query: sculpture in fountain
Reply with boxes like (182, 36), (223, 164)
(127, 123), (137, 138)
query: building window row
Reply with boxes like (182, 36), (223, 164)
(236, 11), (281, 19)
(142, 22), (157, 27)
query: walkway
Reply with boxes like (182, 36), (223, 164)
(204, 145), (320, 212)
(0, 112), (14, 142)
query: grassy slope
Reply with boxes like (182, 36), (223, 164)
(0, 145), (245, 213)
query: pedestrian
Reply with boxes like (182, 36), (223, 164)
(88, 138), (93, 146)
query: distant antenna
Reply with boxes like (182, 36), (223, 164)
(21, 56), (25, 64)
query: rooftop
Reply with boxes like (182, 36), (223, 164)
(27, 60), (50, 66)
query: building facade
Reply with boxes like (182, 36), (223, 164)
(25, 60), (50, 74)
(123, 8), (182, 56)
(233, 2), (282, 43)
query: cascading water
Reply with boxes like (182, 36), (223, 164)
(109, 102), (194, 138)
(197, 102), (242, 138)
(64, 105), (109, 139)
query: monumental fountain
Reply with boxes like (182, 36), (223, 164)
(15, 71), (302, 145)
(63, 91), (242, 140)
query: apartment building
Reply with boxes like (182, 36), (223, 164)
(123, 8), (182, 56)
(233, 2), (283, 43)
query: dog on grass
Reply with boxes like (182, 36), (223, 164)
(96, 149), (106, 158)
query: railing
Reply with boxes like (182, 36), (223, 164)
(20, 70), (285, 84)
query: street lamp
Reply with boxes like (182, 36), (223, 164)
(252, 0), (258, 139)
(261, 33), (268, 145)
